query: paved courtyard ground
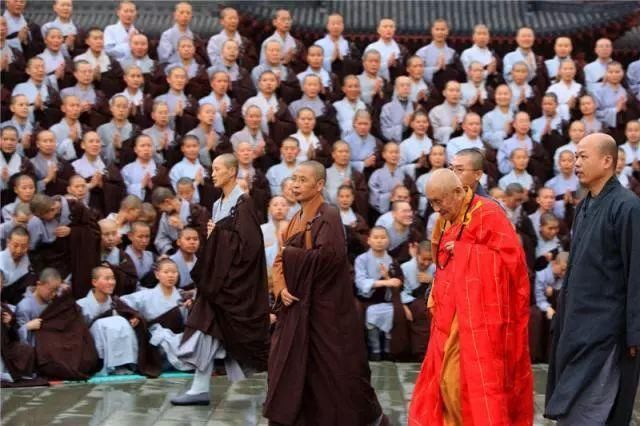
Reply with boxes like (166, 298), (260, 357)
(2, 363), (639, 425)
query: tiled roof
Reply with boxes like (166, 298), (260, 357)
(22, 1), (638, 39)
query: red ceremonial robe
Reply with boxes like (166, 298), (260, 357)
(409, 192), (533, 426)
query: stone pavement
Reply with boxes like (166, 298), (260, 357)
(1, 363), (638, 425)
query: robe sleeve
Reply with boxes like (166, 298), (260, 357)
(482, 114), (507, 150)
(104, 28), (129, 60)
(120, 290), (145, 314)
(497, 143), (512, 175)
(534, 270), (551, 312)
(354, 254), (376, 297)
(400, 263), (416, 304)
(154, 216), (175, 254)
(380, 104), (401, 142)
(157, 31), (174, 64)
(122, 168), (145, 200)
(617, 199), (640, 347)
(15, 303), (33, 345)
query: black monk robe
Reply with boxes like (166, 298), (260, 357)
(264, 202), (383, 426)
(185, 194), (270, 372)
(545, 178), (640, 424)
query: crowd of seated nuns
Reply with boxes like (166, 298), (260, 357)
(1, 0), (640, 381)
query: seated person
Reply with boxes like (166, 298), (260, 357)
(37, 27), (66, 92)
(399, 110), (432, 179)
(364, 18), (404, 83)
(344, 109), (382, 175)
(96, 94), (134, 166)
(142, 101), (174, 165)
(369, 142), (412, 215)
(76, 265), (139, 376)
(333, 75), (366, 138)
(98, 218), (137, 296)
(103, 1), (138, 60)
(498, 148), (535, 192)
(121, 258), (193, 371)
(0, 226), (36, 305)
(169, 135), (206, 205)
(41, 0), (76, 56)
(261, 195), (290, 248)
(400, 241), (435, 361)
(416, 19), (463, 89)
(157, 2), (196, 65)
(12, 57), (60, 127)
(105, 194), (142, 237)
(482, 84), (515, 151)
(531, 251), (568, 363)
(152, 187), (199, 255)
(170, 227), (200, 290)
(0, 126), (35, 203)
(380, 76), (415, 143)
(266, 137), (299, 196)
(50, 94), (84, 161)
(357, 49), (386, 107)
(296, 45), (334, 96)
(325, 140), (368, 215)
(428, 80), (466, 145)
(460, 24), (499, 85)
(155, 65), (198, 132)
(124, 221), (155, 287)
(354, 226), (403, 361)
(258, 9), (303, 68)
(446, 112), (484, 163)
(121, 135), (168, 201)
(546, 59), (583, 121)
(206, 7), (256, 69)
(16, 268), (63, 347)
(336, 184), (369, 262)
(75, 27), (124, 98)
(1, 94), (34, 141)
(118, 33), (156, 77)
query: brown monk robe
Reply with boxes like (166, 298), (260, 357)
(34, 291), (100, 380)
(264, 161), (385, 426)
(0, 302), (45, 387)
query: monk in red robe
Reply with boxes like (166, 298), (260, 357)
(409, 169), (533, 425)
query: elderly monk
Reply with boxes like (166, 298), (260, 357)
(263, 160), (386, 425)
(409, 168), (533, 426)
(545, 134), (640, 425)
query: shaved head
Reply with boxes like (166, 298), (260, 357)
(425, 169), (466, 222)
(575, 132), (617, 192)
(298, 160), (326, 182)
(426, 168), (463, 194)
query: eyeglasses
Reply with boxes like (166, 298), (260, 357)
(448, 165), (478, 173)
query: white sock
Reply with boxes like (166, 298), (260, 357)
(187, 362), (214, 395)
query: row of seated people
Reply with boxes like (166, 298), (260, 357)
(1, 0), (640, 373)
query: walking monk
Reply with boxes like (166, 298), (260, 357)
(409, 168), (533, 425)
(263, 160), (386, 425)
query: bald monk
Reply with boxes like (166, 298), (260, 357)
(409, 169), (533, 425)
(545, 134), (640, 425)
(263, 160), (386, 425)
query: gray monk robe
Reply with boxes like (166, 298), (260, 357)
(545, 178), (640, 425)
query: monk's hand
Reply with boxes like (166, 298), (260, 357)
(630, 346), (638, 358)
(403, 305), (413, 322)
(182, 299), (193, 310)
(55, 225), (71, 238)
(444, 241), (454, 253)
(1, 311), (12, 325)
(545, 307), (555, 320)
(280, 288), (299, 306)
(206, 219), (215, 238)
(388, 278), (402, 288)
(269, 313), (277, 324)
(26, 318), (43, 331)
(129, 317), (140, 328)
(408, 242), (418, 259)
